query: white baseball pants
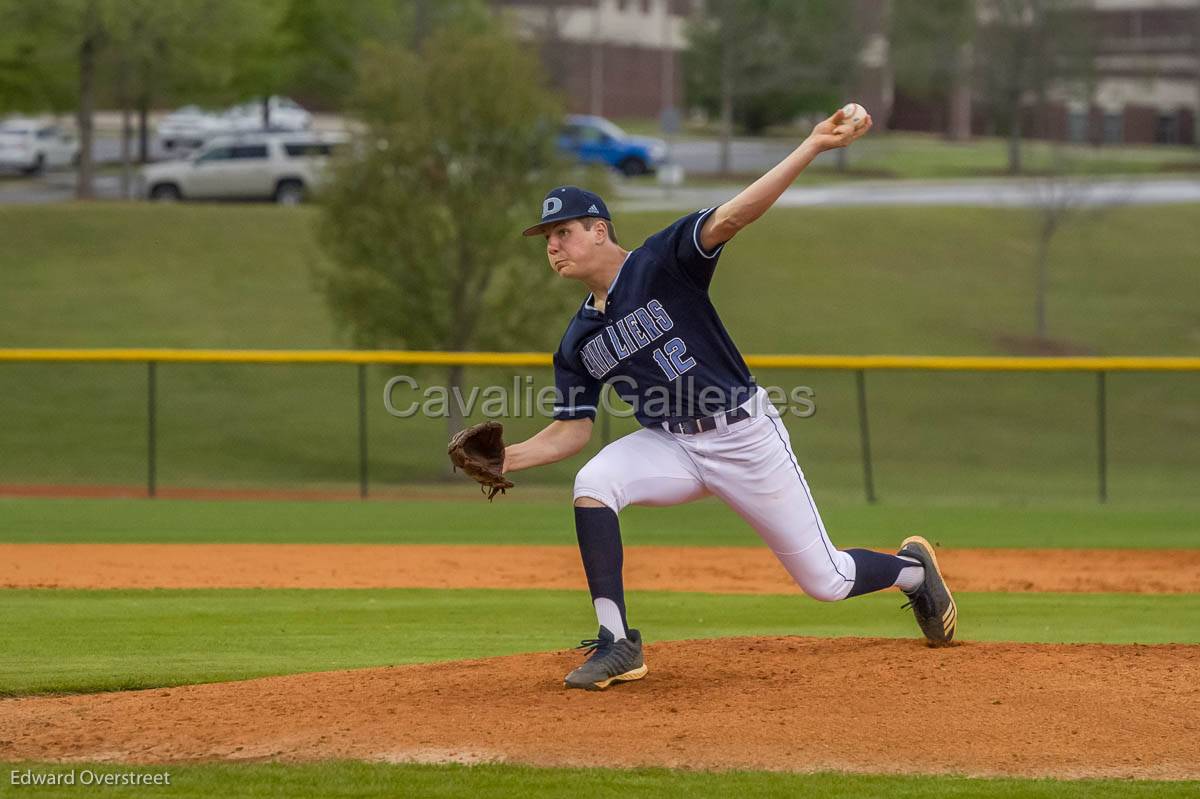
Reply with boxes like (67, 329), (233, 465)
(573, 390), (857, 601)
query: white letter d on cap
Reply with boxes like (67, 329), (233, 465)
(542, 197), (563, 218)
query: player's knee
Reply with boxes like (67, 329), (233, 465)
(802, 580), (850, 603)
(573, 458), (624, 512)
(774, 550), (853, 602)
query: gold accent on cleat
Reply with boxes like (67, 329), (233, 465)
(582, 664), (648, 691)
(944, 604), (957, 636)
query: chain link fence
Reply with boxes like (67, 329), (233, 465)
(1, 350), (1198, 504)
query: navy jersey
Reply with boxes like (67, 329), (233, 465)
(552, 208), (756, 428)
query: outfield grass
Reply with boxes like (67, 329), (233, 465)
(3, 761), (1197, 799)
(808, 132), (1200, 179)
(0, 204), (1197, 500)
(2, 587), (1196, 696)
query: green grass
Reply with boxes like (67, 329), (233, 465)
(814, 132), (1200, 179)
(3, 761), (1197, 799)
(2, 588), (1196, 696)
(0, 203), (1198, 500)
(2, 497), (1198, 548)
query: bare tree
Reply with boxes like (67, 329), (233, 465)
(1028, 155), (1085, 341)
(890, 0), (976, 141)
(686, 0), (858, 175)
(1023, 148), (1132, 343)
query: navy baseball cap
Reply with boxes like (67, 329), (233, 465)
(522, 185), (611, 237)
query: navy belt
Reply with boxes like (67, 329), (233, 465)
(666, 406), (752, 435)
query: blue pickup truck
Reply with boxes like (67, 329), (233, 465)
(558, 115), (668, 177)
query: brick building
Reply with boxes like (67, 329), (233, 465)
(888, 0), (1200, 145)
(493, 0), (693, 119)
(497, 0), (1198, 145)
(1081, 0), (1198, 144)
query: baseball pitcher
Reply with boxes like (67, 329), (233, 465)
(495, 106), (956, 690)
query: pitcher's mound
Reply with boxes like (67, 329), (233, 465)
(2, 637), (1197, 779)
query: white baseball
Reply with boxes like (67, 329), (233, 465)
(840, 102), (867, 129)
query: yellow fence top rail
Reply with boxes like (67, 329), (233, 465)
(1, 349), (1199, 371)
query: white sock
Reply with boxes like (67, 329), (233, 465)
(593, 597), (626, 640)
(895, 556), (925, 592)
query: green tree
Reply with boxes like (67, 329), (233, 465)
(103, 0), (252, 165)
(684, 0), (856, 171)
(224, 0), (489, 124)
(0, 0), (103, 196)
(317, 25), (587, 435)
(103, 0), (236, 192)
(891, 0), (976, 140)
(974, 0), (1095, 174)
(0, 0), (274, 197)
(0, 0), (77, 113)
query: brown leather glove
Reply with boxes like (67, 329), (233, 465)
(447, 421), (514, 500)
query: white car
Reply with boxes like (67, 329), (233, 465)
(0, 119), (79, 174)
(223, 97), (312, 134)
(157, 105), (229, 151)
(140, 132), (345, 204)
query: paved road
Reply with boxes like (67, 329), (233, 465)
(0, 171), (126, 204)
(0, 130), (179, 204)
(7, 170), (1200, 210)
(669, 137), (800, 175)
(4, 127), (1200, 209)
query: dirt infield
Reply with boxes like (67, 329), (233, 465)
(2, 543), (1196, 593)
(1, 637), (1196, 779)
(4, 542), (1197, 779)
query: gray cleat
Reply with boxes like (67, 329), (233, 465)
(564, 626), (648, 690)
(898, 535), (957, 646)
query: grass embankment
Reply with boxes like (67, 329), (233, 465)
(0, 203), (1197, 501)
(609, 122), (1200, 179)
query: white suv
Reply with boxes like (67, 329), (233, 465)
(0, 118), (79, 174)
(141, 132), (345, 204)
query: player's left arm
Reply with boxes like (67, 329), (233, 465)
(699, 107), (873, 251)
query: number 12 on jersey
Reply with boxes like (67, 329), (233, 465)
(652, 337), (696, 380)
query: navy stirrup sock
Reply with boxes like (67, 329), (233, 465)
(844, 548), (910, 597)
(574, 506), (628, 631)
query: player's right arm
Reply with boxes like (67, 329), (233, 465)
(503, 418), (593, 473)
(699, 107), (873, 251)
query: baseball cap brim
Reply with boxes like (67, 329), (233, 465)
(522, 215), (586, 237)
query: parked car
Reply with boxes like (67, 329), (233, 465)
(0, 118), (79, 174)
(157, 98), (312, 152)
(157, 105), (228, 151)
(223, 97), (312, 134)
(140, 131), (345, 204)
(558, 115), (667, 176)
